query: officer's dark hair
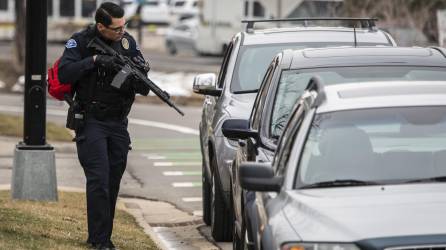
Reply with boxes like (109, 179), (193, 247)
(95, 2), (124, 27)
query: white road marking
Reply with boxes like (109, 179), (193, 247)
(0, 105), (199, 135)
(142, 153), (167, 160)
(154, 161), (200, 167)
(155, 162), (173, 167)
(163, 171), (184, 176)
(129, 118), (199, 135)
(172, 182), (194, 187)
(163, 171), (201, 176)
(182, 197), (202, 202)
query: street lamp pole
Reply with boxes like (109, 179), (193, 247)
(12, 0), (57, 201)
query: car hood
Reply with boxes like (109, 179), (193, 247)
(224, 92), (257, 119)
(282, 183), (446, 242)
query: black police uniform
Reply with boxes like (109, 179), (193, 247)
(58, 25), (145, 245)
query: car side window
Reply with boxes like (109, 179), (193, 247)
(274, 104), (305, 175)
(270, 71), (307, 139)
(250, 62), (276, 131)
(175, 24), (189, 31)
(217, 41), (235, 89)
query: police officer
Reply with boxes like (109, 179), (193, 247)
(58, 2), (145, 249)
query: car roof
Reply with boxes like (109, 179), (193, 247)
(283, 46), (446, 69)
(317, 81), (446, 113)
(240, 27), (394, 46)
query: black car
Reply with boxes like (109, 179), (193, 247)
(222, 46), (446, 249)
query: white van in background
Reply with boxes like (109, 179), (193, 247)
(195, 0), (305, 55)
(169, 0), (199, 21)
(123, 0), (171, 25)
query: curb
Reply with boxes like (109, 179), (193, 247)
(119, 198), (170, 250)
(0, 184), (168, 250)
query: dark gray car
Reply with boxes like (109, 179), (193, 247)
(222, 46), (446, 249)
(192, 18), (396, 242)
(239, 78), (446, 250)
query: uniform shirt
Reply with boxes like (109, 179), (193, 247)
(58, 25), (145, 106)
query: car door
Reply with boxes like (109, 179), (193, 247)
(250, 103), (307, 250)
(245, 55), (282, 164)
(173, 23), (194, 50)
(232, 60), (277, 232)
(201, 40), (235, 173)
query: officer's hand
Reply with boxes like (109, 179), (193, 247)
(94, 55), (115, 70)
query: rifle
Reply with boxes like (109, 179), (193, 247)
(87, 37), (185, 116)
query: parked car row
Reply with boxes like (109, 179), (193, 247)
(194, 18), (446, 249)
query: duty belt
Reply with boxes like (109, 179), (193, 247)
(86, 101), (129, 121)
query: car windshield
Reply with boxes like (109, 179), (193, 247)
(271, 66), (446, 138)
(230, 42), (373, 93)
(296, 106), (446, 188)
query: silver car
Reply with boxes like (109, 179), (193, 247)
(193, 18), (396, 242)
(240, 79), (446, 249)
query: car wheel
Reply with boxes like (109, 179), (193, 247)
(210, 155), (233, 241)
(202, 161), (211, 225)
(233, 221), (245, 250)
(166, 41), (177, 55)
(234, 197), (254, 250)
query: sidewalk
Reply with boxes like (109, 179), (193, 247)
(0, 136), (218, 250)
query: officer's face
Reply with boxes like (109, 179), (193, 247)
(97, 17), (126, 42)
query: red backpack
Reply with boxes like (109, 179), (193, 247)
(47, 58), (72, 101)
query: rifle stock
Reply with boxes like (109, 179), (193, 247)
(87, 37), (185, 116)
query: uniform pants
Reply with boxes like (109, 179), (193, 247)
(76, 118), (130, 244)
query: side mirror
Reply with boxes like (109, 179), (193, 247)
(193, 73), (222, 96)
(239, 162), (283, 192)
(222, 119), (258, 140)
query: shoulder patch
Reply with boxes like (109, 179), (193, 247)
(121, 38), (130, 50)
(65, 39), (77, 49)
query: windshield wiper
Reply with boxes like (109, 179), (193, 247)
(300, 179), (380, 189)
(232, 89), (259, 94)
(403, 176), (446, 184)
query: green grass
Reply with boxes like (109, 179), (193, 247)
(0, 113), (73, 142)
(0, 191), (158, 250)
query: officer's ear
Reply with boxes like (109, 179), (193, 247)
(97, 23), (106, 33)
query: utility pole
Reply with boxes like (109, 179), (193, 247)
(12, 0), (57, 201)
(136, 0), (145, 45)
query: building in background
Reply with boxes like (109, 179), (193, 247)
(0, 0), (119, 41)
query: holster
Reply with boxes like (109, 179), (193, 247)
(66, 101), (86, 132)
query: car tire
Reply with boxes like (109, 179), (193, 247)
(202, 161), (211, 226)
(166, 41), (177, 55)
(234, 195), (253, 250)
(233, 221), (245, 250)
(210, 155), (233, 241)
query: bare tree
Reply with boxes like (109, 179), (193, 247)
(13, 0), (25, 73)
(342, 0), (446, 44)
